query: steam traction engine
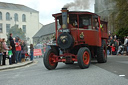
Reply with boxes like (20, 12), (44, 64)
(43, 8), (108, 70)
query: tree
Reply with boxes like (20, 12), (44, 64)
(112, 0), (128, 38)
(113, 0), (128, 29)
(115, 28), (128, 39)
(7, 25), (26, 40)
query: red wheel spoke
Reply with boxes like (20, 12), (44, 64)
(83, 51), (90, 65)
(49, 53), (56, 66)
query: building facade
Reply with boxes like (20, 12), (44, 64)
(0, 2), (41, 44)
(95, 0), (117, 33)
(33, 22), (55, 45)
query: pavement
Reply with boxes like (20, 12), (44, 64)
(0, 59), (33, 71)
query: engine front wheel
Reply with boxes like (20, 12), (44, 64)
(77, 47), (91, 69)
(43, 49), (58, 70)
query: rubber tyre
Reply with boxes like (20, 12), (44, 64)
(43, 49), (58, 70)
(77, 47), (91, 69)
(97, 40), (107, 63)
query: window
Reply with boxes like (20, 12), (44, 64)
(22, 25), (26, 33)
(0, 23), (2, 33)
(14, 13), (18, 21)
(82, 18), (91, 26)
(6, 12), (10, 20)
(15, 24), (19, 28)
(6, 24), (10, 33)
(22, 14), (26, 22)
(79, 15), (92, 28)
(0, 12), (2, 20)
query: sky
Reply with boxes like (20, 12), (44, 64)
(0, 0), (95, 25)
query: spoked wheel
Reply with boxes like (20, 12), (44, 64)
(97, 40), (107, 63)
(77, 47), (91, 69)
(43, 49), (58, 70)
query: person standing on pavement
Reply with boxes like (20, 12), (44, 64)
(111, 44), (116, 55)
(2, 38), (8, 65)
(109, 36), (114, 55)
(30, 44), (34, 61)
(107, 40), (111, 55)
(117, 39), (123, 55)
(8, 33), (16, 64)
(124, 36), (128, 55)
(17, 38), (21, 62)
(15, 37), (21, 63)
(0, 38), (3, 66)
(126, 36), (128, 55)
(8, 46), (13, 65)
(21, 40), (26, 62)
(114, 39), (118, 55)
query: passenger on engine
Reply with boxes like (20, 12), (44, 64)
(93, 18), (99, 30)
(100, 24), (104, 31)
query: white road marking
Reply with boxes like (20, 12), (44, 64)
(119, 75), (125, 77)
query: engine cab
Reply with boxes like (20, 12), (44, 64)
(53, 8), (108, 49)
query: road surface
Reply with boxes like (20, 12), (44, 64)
(0, 55), (128, 85)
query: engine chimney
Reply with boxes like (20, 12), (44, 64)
(61, 8), (68, 29)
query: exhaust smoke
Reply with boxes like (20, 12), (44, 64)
(63, 0), (92, 10)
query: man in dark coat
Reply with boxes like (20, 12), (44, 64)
(8, 33), (16, 64)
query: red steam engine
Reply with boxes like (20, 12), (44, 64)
(43, 8), (108, 70)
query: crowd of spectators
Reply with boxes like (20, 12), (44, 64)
(107, 34), (128, 56)
(0, 33), (34, 66)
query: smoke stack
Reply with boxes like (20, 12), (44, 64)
(61, 8), (68, 29)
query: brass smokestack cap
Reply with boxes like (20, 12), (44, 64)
(61, 8), (68, 12)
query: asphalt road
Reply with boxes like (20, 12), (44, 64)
(0, 55), (128, 85)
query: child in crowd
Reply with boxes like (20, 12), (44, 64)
(8, 46), (13, 65)
(111, 44), (116, 55)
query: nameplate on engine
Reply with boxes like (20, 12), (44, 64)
(59, 29), (70, 32)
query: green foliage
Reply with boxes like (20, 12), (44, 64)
(7, 25), (26, 40)
(113, 0), (128, 29)
(116, 28), (128, 39)
(112, 0), (128, 38)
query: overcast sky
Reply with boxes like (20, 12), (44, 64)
(0, 0), (95, 25)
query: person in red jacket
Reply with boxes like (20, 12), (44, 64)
(110, 44), (116, 55)
(15, 37), (21, 63)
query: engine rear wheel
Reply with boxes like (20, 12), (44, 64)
(77, 47), (91, 69)
(43, 49), (58, 70)
(97, 40), (107, 63)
